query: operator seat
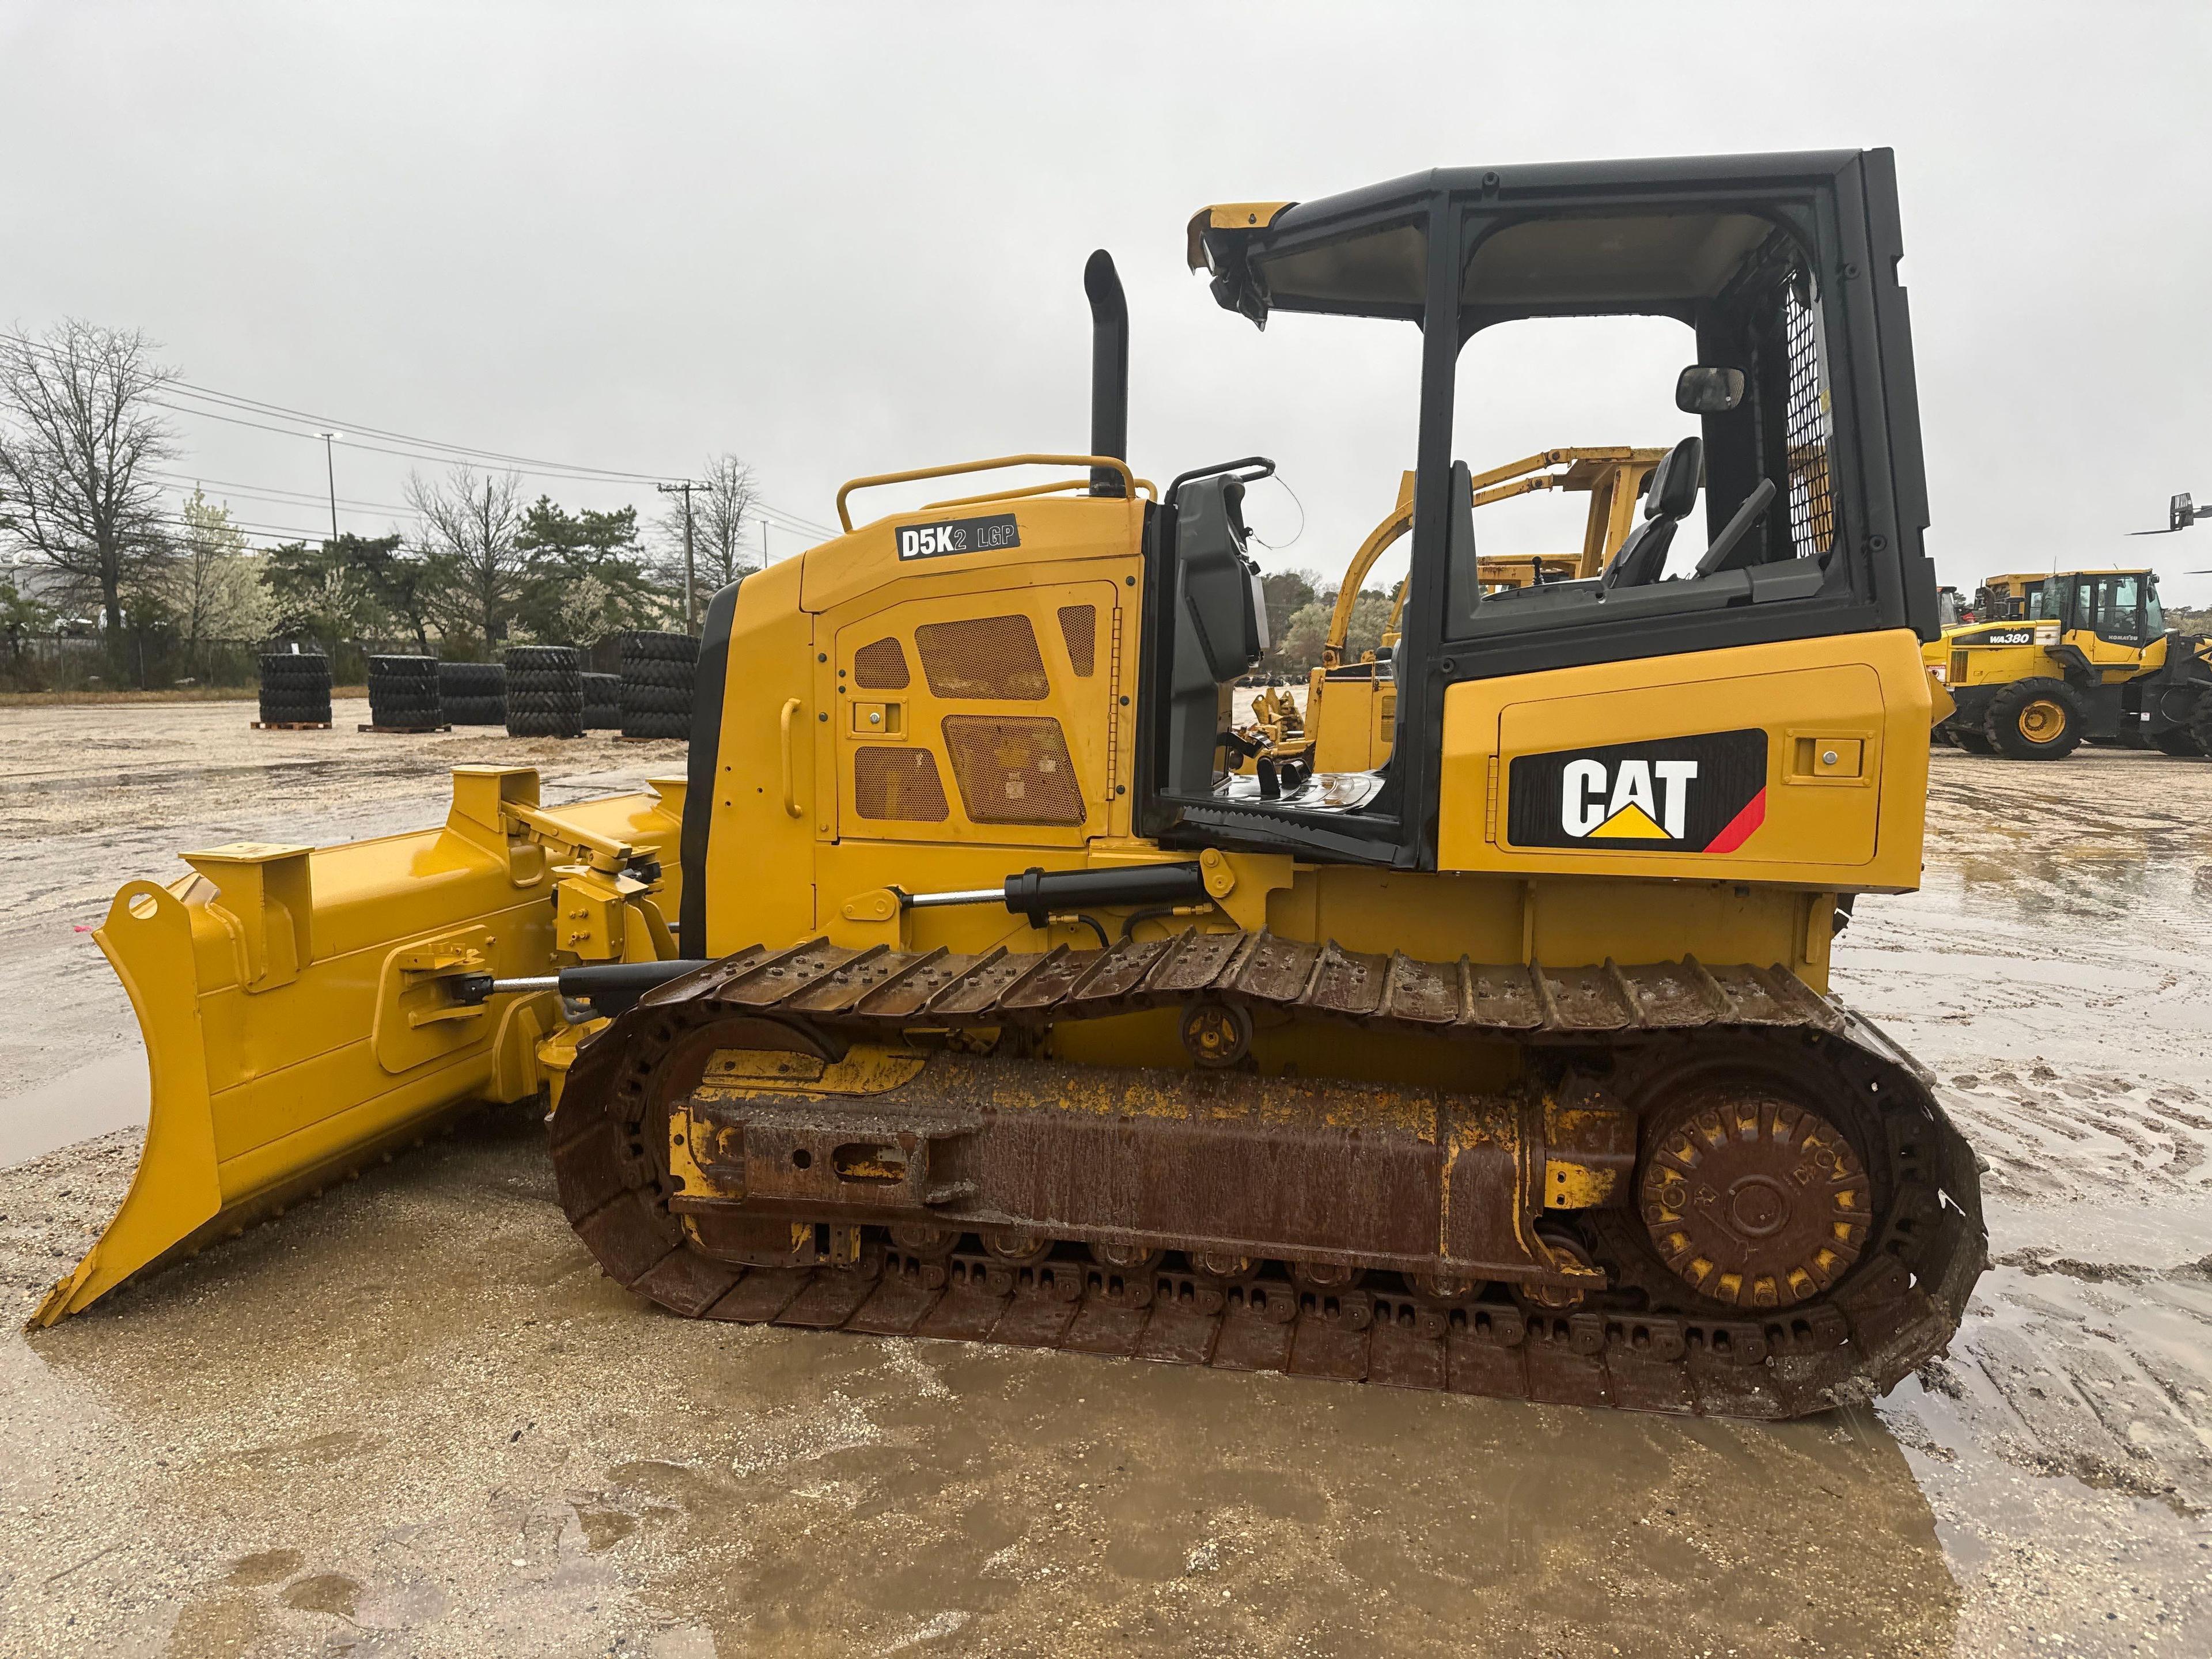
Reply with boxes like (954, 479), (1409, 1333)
(1601, 435), (1702, 589)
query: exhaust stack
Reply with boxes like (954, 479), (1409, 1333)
(1085, 249), (1128, 497)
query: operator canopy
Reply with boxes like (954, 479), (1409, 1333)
(1188, 164), (1827, 328)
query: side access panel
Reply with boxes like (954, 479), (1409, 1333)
(1434, 629), (1929, 892)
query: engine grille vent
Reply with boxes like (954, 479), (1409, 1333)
(915, 615), (1050, 700)
(853, 637), (911, 690)
(942, 715), (1085, 825)
(853, 745), (949, 821)
(1057, 604), (1097, 677)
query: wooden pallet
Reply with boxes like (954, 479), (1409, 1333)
(357, 723), (453, 734)
(251, 721), (332, 731)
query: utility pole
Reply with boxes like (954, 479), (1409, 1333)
(657, 479), (700, 632)
(315, 431), (344, 542)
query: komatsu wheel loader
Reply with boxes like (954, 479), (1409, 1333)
(1926, 567), (2212, 757)
(39, 150), (1986, 1420)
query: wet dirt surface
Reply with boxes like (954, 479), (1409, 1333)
(1, 705), (2209, 1656)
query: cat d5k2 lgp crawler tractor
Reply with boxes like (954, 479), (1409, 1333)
(41, 150), (1984, 1422)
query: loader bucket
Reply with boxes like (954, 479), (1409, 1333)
(29, 765), (686, 1328)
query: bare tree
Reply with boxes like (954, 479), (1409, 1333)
(656, 453), (759, 593)
(407, 464), (528, 647)
(0, 320), (177, 634)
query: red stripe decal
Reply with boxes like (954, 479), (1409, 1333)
(1702, 787), (1766, 855)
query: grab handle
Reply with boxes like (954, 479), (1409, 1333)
(779, 698), (804, 819)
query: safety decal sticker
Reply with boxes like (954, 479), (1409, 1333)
(895, 512), (1021, 560)
(1505, 728), (1768, 854)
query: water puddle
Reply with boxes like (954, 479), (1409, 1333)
(0, 1047), (147, 1169)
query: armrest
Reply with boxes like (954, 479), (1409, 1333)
(1692, 477), (1779, 577)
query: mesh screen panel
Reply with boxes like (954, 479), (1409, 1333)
(1782, 272), (1835, 559)
(853, 637), (911, 690)
(915, 615), (1050, 700)
(942, 715), (1085, 825)
(852, 746), (949, 821)
(1057, 604), (1097, 676)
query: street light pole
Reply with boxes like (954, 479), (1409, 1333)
(656, 480), (701, 633)
(315, 431), (344, 542)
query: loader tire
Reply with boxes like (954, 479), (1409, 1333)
(1953, 728), (1994, 754)
(257, 659), (331, 724)
(259, 651), (330, 684)
(622, 684), (691, 717)
(507, 710), (583, 738)
(582, 672), (621, 731)
(257, 651), (332, 726)
(367, 654), (444, 729)
(1985, 677), (2083, 760)
(2153, 728), (2203, 757)
(622, 657), (694, 691)
(619, 631), (697, 740)
(445, 695), (507, 727)
(503, 645), (583, 737)
(437, 660), (505, 703)
(2187, 695), (2212, 760)
(619, 630), (698, 668)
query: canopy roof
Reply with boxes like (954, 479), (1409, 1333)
(1187, 152), (1862, 327)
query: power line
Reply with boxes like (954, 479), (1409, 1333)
(5, 325), (840, 545)
(150, 398), (681, 487)
(165, 511), (407, 541)
(149, 469), (415, 515)
(160, 381), (679, 484)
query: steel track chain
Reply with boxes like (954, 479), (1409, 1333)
(549, 932), (1987, 1419)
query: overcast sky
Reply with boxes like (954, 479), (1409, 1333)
(2, 3), (2207, 602)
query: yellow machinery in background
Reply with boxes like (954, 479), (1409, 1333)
(40, 151), (1984, 1422)
(1926, 567), (2212, 757)
(1278, 449), (1668, 778)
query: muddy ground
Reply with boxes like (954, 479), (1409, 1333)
(1, 698), (2209, 1657)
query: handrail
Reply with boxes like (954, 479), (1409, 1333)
(922, 474), (1158, 513)
(778, 698), (804, 819)
(836, 454), (1138, 532)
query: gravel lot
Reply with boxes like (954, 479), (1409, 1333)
(1, 698), (2208, 1657)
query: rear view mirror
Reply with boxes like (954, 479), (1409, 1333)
(1676, 365), (1745, 414)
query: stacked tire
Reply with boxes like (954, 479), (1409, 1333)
(582, 672), (621, 731)
(257, 652), (332, 727)
(619, 630), (697, 741)
(366, 654), (442, 730)
(439, 661), (507, 726)
(505, 645), (584, 738)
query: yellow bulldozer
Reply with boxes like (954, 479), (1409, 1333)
(40, 150), (1984, 1420)
(1927, 567), (2212, 757)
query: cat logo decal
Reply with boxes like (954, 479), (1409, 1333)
(1505, 729), (1768, 854)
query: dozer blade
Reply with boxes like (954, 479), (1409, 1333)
(29, 765), (683, 1328)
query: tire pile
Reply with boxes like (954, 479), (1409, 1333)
(619, 630), (696, 741)
(366, 654), (444, 730)
(256, 652), (332, 726)
(505, 644), (584, 738)
(438, 661), (507, 726)
(582, 672), (622, 732)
